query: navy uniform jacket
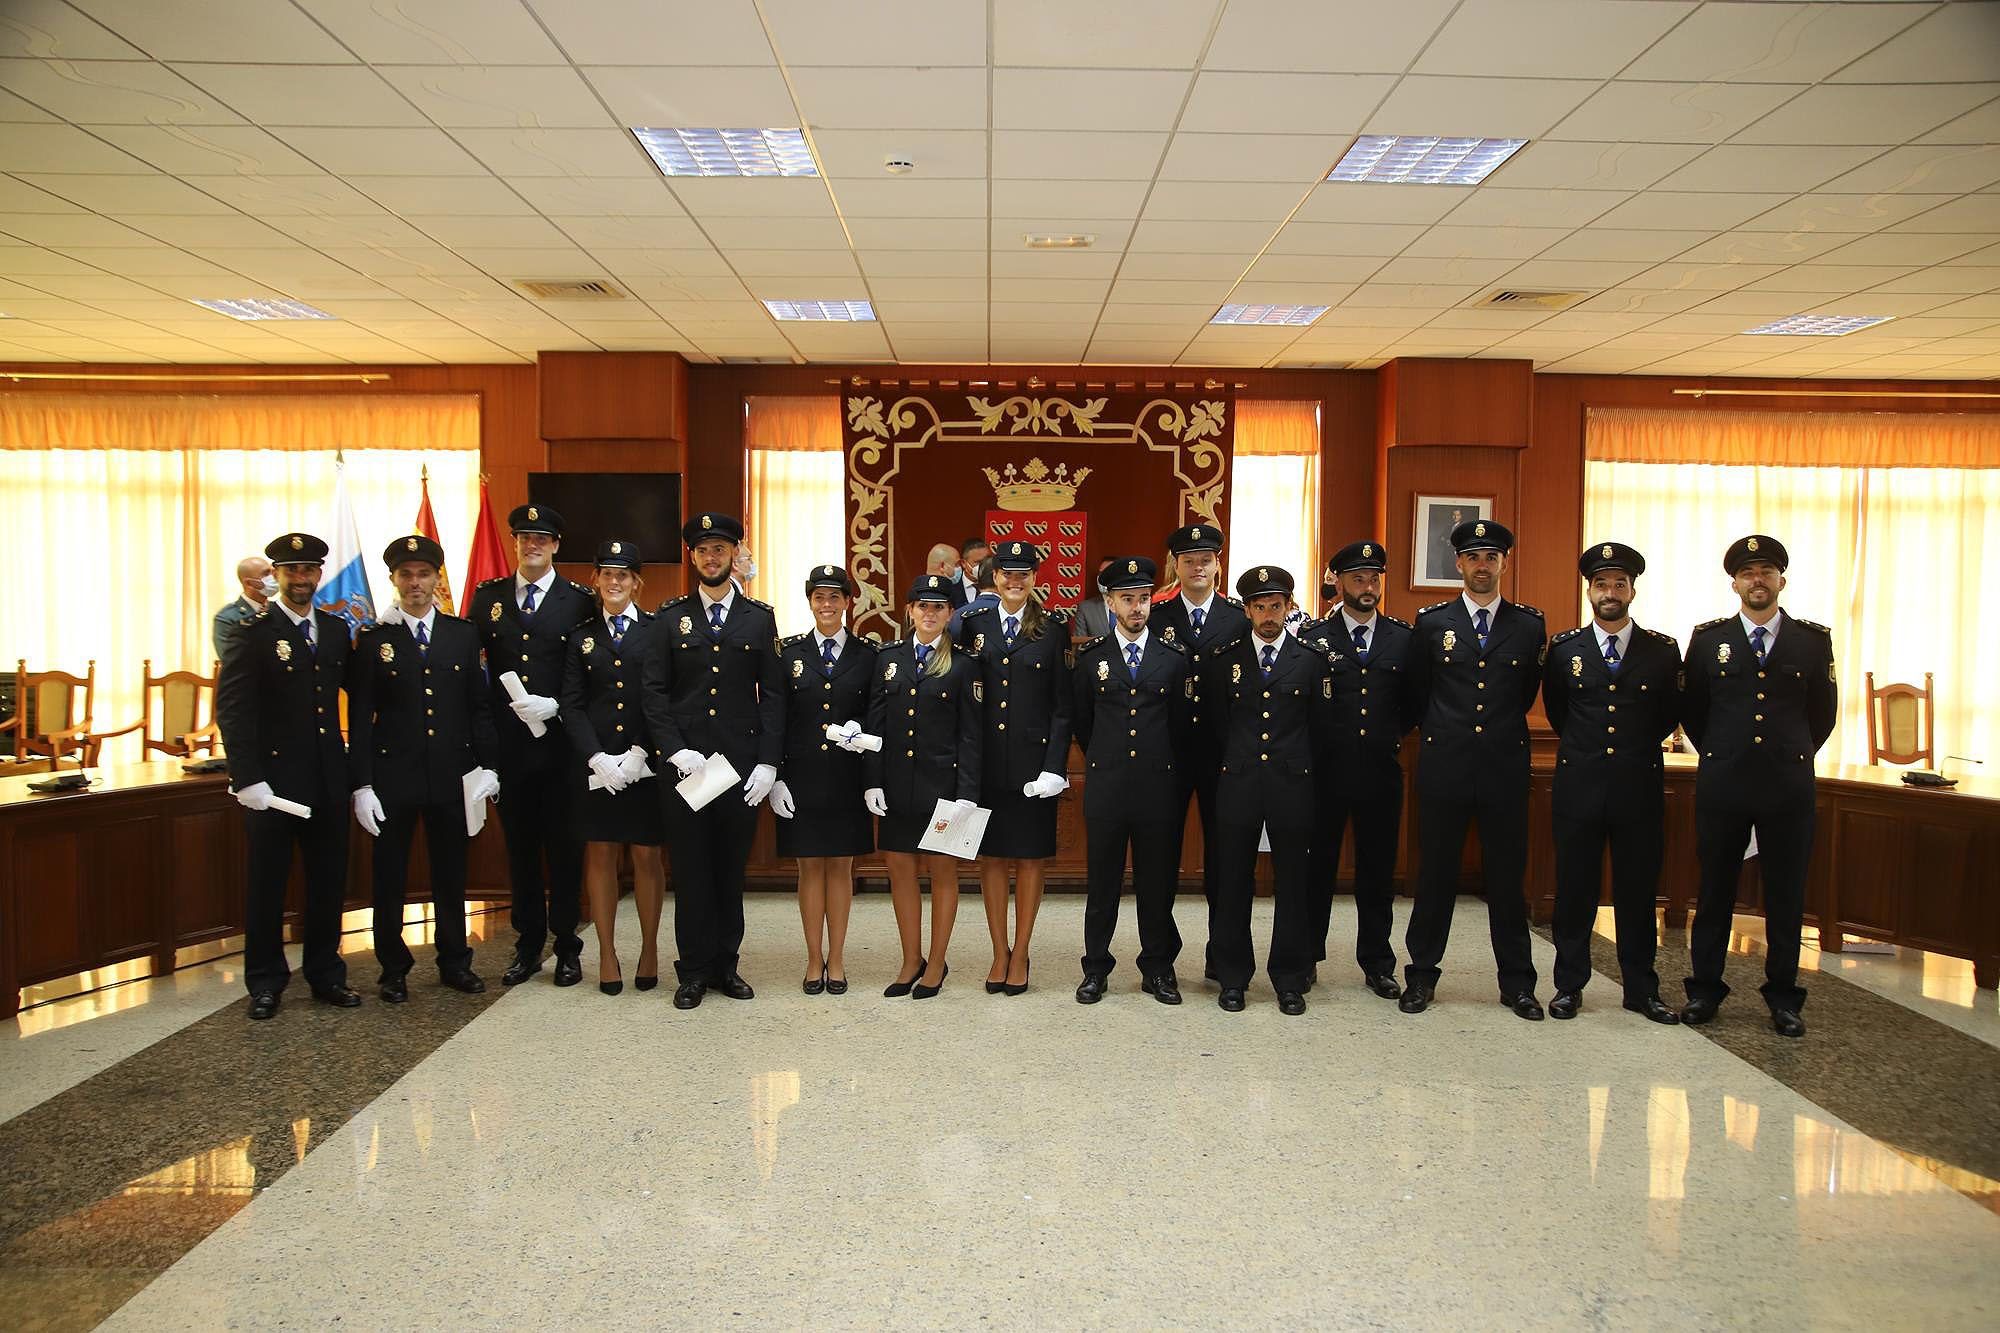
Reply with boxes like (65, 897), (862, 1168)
(862, 640), (982, 809)
(1071, 633), (1193, 819)
(639, 592), (786, 777)
(1299, 613), (1415, 794)
(1405, 597), (1547, 795)
(560, 609), (655, 761)
(1682, 611), (1837, 805)
(1150, 593), (1248, 777)
(346, 614), (498, 806)
(954, 603), (1075, 792)
(776, 630), (877, 790)
(1201, 631), (1332, 786)
(216, 605), (350, 805)
(469, 574), (597, 772)
(1542, 623), (1682, 819)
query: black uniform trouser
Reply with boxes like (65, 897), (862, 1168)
(1687, 777), (1814, 1012)
(1213, 774), (1316, 992)
(664, 792), (757, 984)
(1404, 775), (1537, 996)
(498, 760), (582, 961)
(1551, 796), (1664, 1001)
(1308, 776), (1403, 977)
(243, 800), (347, 995)
(1081, 802), (1182, 979)
(372, 797), (472, 980)
(1172, 765), (1223, 972)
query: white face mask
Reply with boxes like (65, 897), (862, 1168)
(737, 557), (758, 581)
(257, 575), (279, 598)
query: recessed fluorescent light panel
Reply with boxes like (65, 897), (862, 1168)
(1328, 135), (1526, 185)
(632, 127), (817, 177)
(1210, 304), (1329, 326)
(1743, 314), (1894, 336)
(764, 300), (875, 322)
(191, 297), (336, 320)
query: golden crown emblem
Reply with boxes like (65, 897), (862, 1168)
(1474, 522), (1486, 537)
(981, 457), (1091, 512)
(406, 537), (418, 550)
(1602, 545), (1613, 558)
(1126, 559), (1138, 573)
(1747, 536), (1759, 551)
(527, 506), (538, 520)
(1361, 544), (1372, 558)
(610, 541), (621, 553)
(290, 535), (303, 550)
(701, 515), (712, 530)
(1256, 567), (1268, 582)
(928, 575), (939, 587)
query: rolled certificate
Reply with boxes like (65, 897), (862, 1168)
(267, 795), (312, 819)
(498, 670), (547, 737)
(822, 722), (882, 752)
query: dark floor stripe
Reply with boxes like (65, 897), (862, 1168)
(0, 940), (511, 1333)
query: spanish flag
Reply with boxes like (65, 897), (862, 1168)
(414, 466), (454, 615)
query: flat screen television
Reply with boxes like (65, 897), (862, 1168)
(526, 472), (682, 563)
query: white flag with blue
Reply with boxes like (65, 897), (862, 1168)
(315, 456), (376, 637)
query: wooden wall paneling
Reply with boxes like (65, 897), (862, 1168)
(538, 351), (687, 442)
(1381, 358), (1533, 449)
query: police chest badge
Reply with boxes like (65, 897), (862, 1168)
(1717, 643), (1731, 664)
(1570, 655), (1582, 677)
(1161, 626), (1176, 643)
(1442, 629), (1457, 652)
(275, 639), (292, 662)
(885, 661), (898, 682)
(678, 615), (693, 635)
(791, 657), (804, 678)
(973, 632), (985, 654)
(581, 637), (595, 655)
(488, 601), (502, 622)
(1096, 659), (1109, 682)
(379, 642), (395, 663)
(1231, 662), (1242, 684)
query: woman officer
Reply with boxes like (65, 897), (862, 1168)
(560, 539), (666, 995)
(770, 564), (876, 995)
(860, 574), (982, 998)
(955, 540), (1072, 994)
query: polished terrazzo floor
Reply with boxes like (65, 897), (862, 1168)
(6, 896), (1999, 1331)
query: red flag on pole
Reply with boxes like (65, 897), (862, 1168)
(414, 465), (455, 614)
(463, 475), (511, 598)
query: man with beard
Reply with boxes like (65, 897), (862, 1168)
(1300, 540), (1413, 1000)
(641, 512), (785, 1010)
(1399, 519), (1547, 1019)
(1541, 544), (1682, 1025)
(1680, 535), (1836, 1038)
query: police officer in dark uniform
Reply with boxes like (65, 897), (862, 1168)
(1147, 523), (1248, 984)
(1400, 519), (1547, 1019)
(468, 504), (598, 989)
(216, 532), (358, 1019)
(348, 534), (501, 1002)
(1299, 540), (1414, 1000)
(1541, 543), (1683, 1024)
(1680, 534), (1837, 1038)
(1202, 565), (1329, 1015)
(640, 512), (785, 1010)
(1074, 556), (1195, 1005)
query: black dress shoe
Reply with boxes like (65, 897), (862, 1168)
(379, 976), (409, 1004)
(310, 985), (362, 1008)
(1218, 988), (1247, 1012)
(1398, 985), (1432, 1014)
(1003, 960), (1030, 996)
(248, 991), (280, 1020)
(912, 962), (949, 999)
(1771, 1008), (1806, 1038)
(712, 973), (754, 1001)
(599, 979), (623, 996)
(1277, 990), (1306, 1016)
(805, 966), (826, 996)
(1141, 972), (1182, 1005)
(826, 972), (848, 996)
(673, 980), (705, 1009)
(1548, 990), (1582, 1020)
(1624, 995), (1680, 1025)
(553, 956), (583, 988)
(884, 958), (926, 999)
(1680, 996), (1720, 1026)
(1501, 992), (1545, 1021)
(1074, 973), (1108, 1004)
(440, 971), (486, 994)
(634, 974), (659, 992)
(1364, 972), (1403, 1000)
(501, 957), (541, 986)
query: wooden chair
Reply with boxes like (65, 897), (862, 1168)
(1865, 671), (1934, 768)
(0, 659), (96, 772)
(87, 659), (222, 763)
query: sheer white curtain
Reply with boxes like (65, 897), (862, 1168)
(744, 396), (845, 638)
(1227, 401), (1321, 600)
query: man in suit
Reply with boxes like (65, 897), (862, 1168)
(1680, 534), (1837, 1038)
(215, 532), (358, 1020)
(1400, 519), (1547, 1019)
(468, 504), (598, 989)
(348, 535), (501, 1002)
(641, 512), (786, 1010)
(1202, 566), (1330, 1014)
(948, 554), (999, 635)
(1072, 557), (1116, 640)
(1541, 543), (1683, 1025)
(1147, 522), (1248, 985)
(1299, 540), (1414, 1000)
(1074, 556), (1193, 1005)
(212, 554), (273, 661)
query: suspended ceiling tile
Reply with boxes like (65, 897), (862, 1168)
(789, 67), (988, 131)
(74, 0), (352, 62)
(1366, 75), (1600, 140)
(379, 66), (614, 128)
(295, 0), (570, 65)
(991, 131), (1169, 182)
(1204, 0), (1457, 74)
(991, 69), (1193, 133)
(523, 0), (776, 66)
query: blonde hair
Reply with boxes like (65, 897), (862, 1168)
(907, 608), (954, 679)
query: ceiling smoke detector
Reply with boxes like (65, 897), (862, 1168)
(883, 157), (915, 174)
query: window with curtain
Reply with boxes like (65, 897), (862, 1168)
(1226, 400), (1321, 603)
(0, 392), (480, 764)
(1584, 406), (2000, 770)
(744, 395), (844, 638)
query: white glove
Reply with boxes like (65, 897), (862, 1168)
(233, 780), (273, 812)
(352, 786), (385, 836)
(770, 779), (796, 819)
(742, 763), (777, 806)
(1023, 771), (1069, 799)
(588, 751), (630, 793)
(669, 748), (704, 780)
(864, 787), (889, 816)
(468, 767), (501, 803)
(510, 693), (560, 724)
(619, 744), (651, 782)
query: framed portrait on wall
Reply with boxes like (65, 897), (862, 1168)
(1412, 494), (1494, 588)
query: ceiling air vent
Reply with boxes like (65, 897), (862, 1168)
(1476, 289), (1585, 310)
(515, 278), (627, 300)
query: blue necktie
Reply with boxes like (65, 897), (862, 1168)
(708, 603), (724, 638)
(1474, 607), (1490, 651)
(822, 638), (837, 675)
(915, 642), (932, 669)
(1351, 623), (1368, 662)
(611, 613), (627, 647)
(1190, 607), (1205, 636)
(299, 615), (315, 658)
(1260, 643), (1276, 679)
(1750, 625), (1767, 664)
(1603, 635), (1621, 674)
(413, 621), (429, 659)
(1004, 614), (1018, 646)
(1125, 641), (1141, 681)
(520, 583), (538, 615)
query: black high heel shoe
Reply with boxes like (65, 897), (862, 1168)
(912, 961), (950, 1000)
(599, 977), (624, 996)
(634, 974), (658, 992)
(883, 957), (925, 998)
(1003, 959), (1030, 996)
(804, 965), (825, 996)
(826, 967), (848, 996)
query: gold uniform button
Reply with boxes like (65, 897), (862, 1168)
(1358, 728), (1367, 737)
(425, 687), (434, 696)
(1260, 753), (1268, 761)
(1360, 687), (1368, 696)
(427, 728), (435, 736)
(616, 702), (624, 710)
(318, 727), (326, 735)
(1129, 750), (1138, 757)
(998, 723), (1007, 731)
(1606, 704), (1616, 713)
(820, 742), (828, 750)
(1000, 700), (1008, 709)
(1606, 726), (1615, 734)
(1474, 725), (1483, 734)
(1758, 670), (1767, 679)
(1606, 746), (1615, 755)
(1607, 683), (1617, 692)
(1756, 692), (1766, 700)
(709, 708), (717, 716)
(1754, 713), (1764, 721)
(426, 707), (434, 716)
(1754, 735), (1763, 743)
(1129, 728), (1138, 736)
(908, 708), (916, 716)
(1476, 682), (1485, 690)
(908, 749), (916, 757)
(1475, 703), (1484, 712)
(823, 702), (832, 711)
(1260, 732), (1269, 740)
(615, 681), (624, 689)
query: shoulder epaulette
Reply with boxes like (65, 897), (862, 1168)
(1219, 595), (1242, 607)
(476, 575), (509, 590)
(660, 592), (697, 611)
(1693, 615), (1731, 633)
(1416, 600), (1453, 617)
(1512, 602), (1544, 619)
(252, 604), (273, 620)
(782, 631), (812, 647)
(1642, 626), (1677, 645)
(568, 580), (594, 596)
(1551, 625), (1588, 645)
(1072, 633), (1106, 654)
(1792, 617), (1831, 635)
(1379, 613), (1411, 630)
(742, 595), (773, 613)
(962, 603), (997, 620)
(356, 620), (385, 637)
(1156, 635), (1188, 654)
(1046, 606), (1071, 623)
(882, 638), (906, 651)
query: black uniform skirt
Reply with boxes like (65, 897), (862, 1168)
(574, 772), (666, 845)
(977, 790), (1058, 859)
(877, 804), (937, 855)
(776, 792), (873, 858)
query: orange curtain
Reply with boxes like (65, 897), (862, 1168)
(745, 394), (841, 452)
(0, 392), (479, 451)
(1234, 399), (1321, 456)
(1586, 406), (2000, 468)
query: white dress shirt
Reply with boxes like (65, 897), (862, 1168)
(1740, 609), (1782, 652)
(1594, 622), (1630, 663)
(516, 567), (554, 610)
